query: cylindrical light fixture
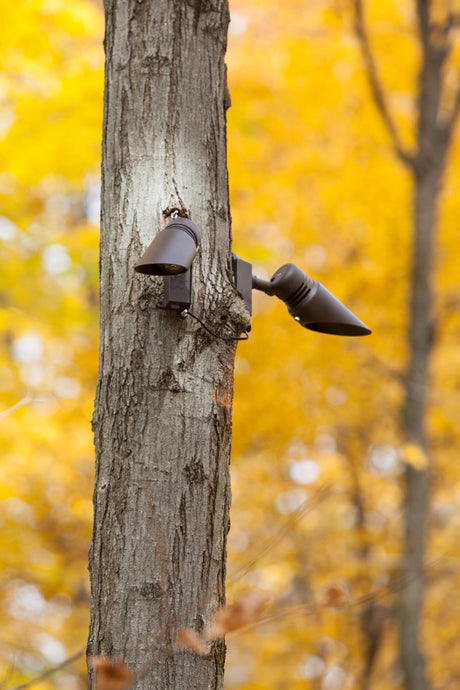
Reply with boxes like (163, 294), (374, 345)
(135, 218), (201, 276)
(253, 263), (371, 336)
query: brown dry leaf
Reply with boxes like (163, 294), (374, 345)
(89, 656), (135, 690)
(320, 585), (348, 608)
(207, 591), (269, 639)
(176, 627), (210, 656)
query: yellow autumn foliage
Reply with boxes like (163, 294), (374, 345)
(400, 443), (429, 471)
(1, 0), (460, 688)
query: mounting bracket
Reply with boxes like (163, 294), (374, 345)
(232, 254), (252, 315)
(158, 268), (192, 310)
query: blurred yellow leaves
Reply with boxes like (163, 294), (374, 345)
(0, 0), (103, 186)
(1, 0), (460, 688)
(227, 0), (460, 687)
(400, 442), (429, 471)
(1, 0), (103, 686)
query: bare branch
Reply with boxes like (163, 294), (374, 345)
(445, 12), (460, 31)
(352, 0), (415, 170)
(427, 70), (460, 156)
(0, 655), (17, 690)
(431, 12), (460, 45)
(229, 559), (441, 639)
(227, 484), (332, 585)
(448, 76), (460, 132)
(0, 393), (33, 421)
(362, 349), (404, 382)
(11, 648), (85, 690)
(416, 0), (431, 46)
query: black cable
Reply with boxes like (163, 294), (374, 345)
(181, 309), (250, 342)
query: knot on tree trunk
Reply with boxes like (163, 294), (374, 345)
(205, 281), (251, 338)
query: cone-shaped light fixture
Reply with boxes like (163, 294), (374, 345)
(135, 218), (200, 276)
(252, 263), (371, 336)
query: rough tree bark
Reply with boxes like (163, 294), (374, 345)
(87, 1), (248, 688)
(353, 2), (460, 689)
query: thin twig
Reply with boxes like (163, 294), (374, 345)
(0, 654), (17, 690)
(228, 484), (332, 585)
(362, 349), (404, 382)
(10, 648), (85, 690)
(445, 12), (460, 33)
(229, 559), (441, 639)
(431, 9), (460, 45)
(0, 393), (33, 421)
(352, 0), (415, 169)
(447, 75), (460, 134)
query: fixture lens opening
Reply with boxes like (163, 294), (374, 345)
(157, 263), (184, 275)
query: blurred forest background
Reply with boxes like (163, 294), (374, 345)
(1, 0), (460, 688)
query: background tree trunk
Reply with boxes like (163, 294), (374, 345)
(353, 2), (460, 688)
(87, 1), (247, 687)
(399, 165), (442, 690)
(399, 13), (451, 686)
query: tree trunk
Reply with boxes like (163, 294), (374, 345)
(398, 21), (449, 688)
(87, 1), (247, 687)
(399, 166), (441, 690)
(352, 3), (459, 687)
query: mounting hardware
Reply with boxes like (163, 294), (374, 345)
(158, 268), (193, 310)
(232, 254), (252, 315)
(181, 309), (250, 342)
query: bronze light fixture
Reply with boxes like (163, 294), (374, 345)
(135, 217), (371, 338)
(251, 262), (371, 336)
(135, 216), (201, 310)
(134, 217), (200, 276)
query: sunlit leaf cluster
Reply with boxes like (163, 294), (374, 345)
(227, 1), (460, 687)
(1, 0), (102, 685)
(1, 0), (460, 688)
